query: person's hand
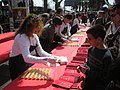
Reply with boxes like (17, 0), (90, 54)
(64, 37), (73, 43)
(80, 65), (88, 74)
(65, 39), (72, 43)
(61, 37), (67, 41)
(79, 24), (86, 29)
(77, 63), (90, 74)
(49, 55), (68, 65)
(67, 36), (72, 39)
(57, 56), (68, 65)
(46, 55), (62, 63)
(45, 57), (57, 64)
(45, 61), (60, 67)
(59, 42), (63, 45)
(51, 55), (60, 61)
(67, 37), (72, 42)
(77, 65), (87, 74)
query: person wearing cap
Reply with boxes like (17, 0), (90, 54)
(47, 8), (53, 19)
(105, 7), (120, 60)
(39, 17), (62, 52)
(94, 7), (111, 26)
(105, 0), (120, 90)
(55, 7), (64, 20)
(105, 0), (120, 59)
(41, 13), (50, 25)
(114, 0), (120, 58)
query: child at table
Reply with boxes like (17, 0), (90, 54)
(77, 24), (113, 90)
(9, 14), (64, 80)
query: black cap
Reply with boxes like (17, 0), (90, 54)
(99, 7), (108, 12)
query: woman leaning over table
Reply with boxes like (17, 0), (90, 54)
(9, 14), (60, 80)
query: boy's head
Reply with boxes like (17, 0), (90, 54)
(64, 14), (73, 24)
(52, 17), (62, 26)
(86, 24), (106, 47)
(76, 13), (82, 19)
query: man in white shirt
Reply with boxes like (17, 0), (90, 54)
(54, 14), (73, 42)
(70, 13), (82, 35)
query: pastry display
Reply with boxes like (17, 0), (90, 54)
(63, 42), (79, 47)
(21, 68), (52, 80)
(75, 31), (86, 36)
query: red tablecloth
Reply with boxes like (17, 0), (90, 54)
(0, 40), (14, 63)
(0, 32), (15, 43)
(3, 28), (88, 90)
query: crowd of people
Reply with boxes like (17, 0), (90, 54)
(1, 0), (120, 89)
(77, 0), (120, 90)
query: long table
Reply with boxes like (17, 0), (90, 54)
(0, 40), (14, 63)
(3, 27), (89, 90)
(0, 32), (15, 43)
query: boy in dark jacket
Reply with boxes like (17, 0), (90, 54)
(78, 24), (113, 90)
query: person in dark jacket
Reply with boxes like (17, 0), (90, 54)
(39, 17), (62, 52)
(77, 25), (113, 90)
(105, 1), (120, 90)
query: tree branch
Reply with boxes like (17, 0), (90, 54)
(59, 0), (63, 3)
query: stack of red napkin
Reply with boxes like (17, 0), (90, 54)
(52, 44), (89, 89)
(71, 59), (85, 64)
(66, 62), (82, 68)
(77, 47), (88, 54)
(53, 87), (65, 90)
(52, 74), (84, 89)
(73, 56), (87, 61)
(52, 79), (83, 90)
(70, 80), (84, 90)
(64, 68), (78, 74)
(59, 75), (80, 83)
(52, 79), (73, 89)
(64, 68), (84, 79)
(77, 47), (89, 51)
(81, 42), (90, 47)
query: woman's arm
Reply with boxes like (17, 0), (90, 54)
(18, 34), (53, 64)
